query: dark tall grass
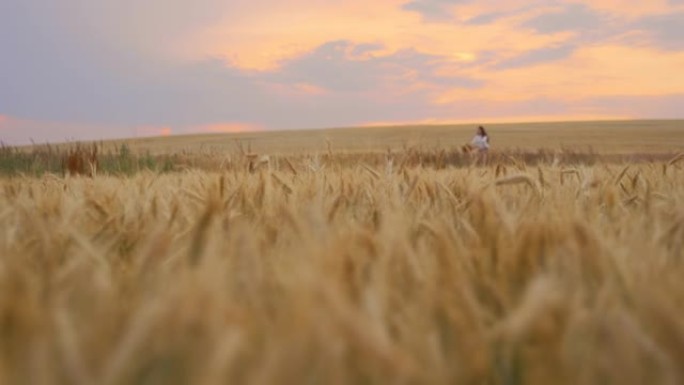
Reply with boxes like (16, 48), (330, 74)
(0, 142), (679, 177)
(0, 143), (176, 177)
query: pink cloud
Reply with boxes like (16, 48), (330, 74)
(135, 126), (173, 137)
(0, 115), (133, 145)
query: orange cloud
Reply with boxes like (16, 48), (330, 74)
(184, 1), (407, 70)
(173, 0), (684, 89)
(183, 0), (568, 71)
(5, 0), (684, 137)
(361, 113), (629, 128)
(435, 45), (684, 104)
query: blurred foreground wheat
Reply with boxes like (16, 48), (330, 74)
(1, 154), (683, 385)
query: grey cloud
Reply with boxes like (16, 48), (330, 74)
(466, 11), (510, 25)
(402, 0), (468, 22)
(0, 2), (281, 129)
(0, 54), (264, 127)
(389, 49), (483, 88)
(465, 4), (539, 26)
(1, 25), (483, 140)
(521, 3), (684, 52)
(0, 1), (441, 131)
(271, 41), (386, 93)
(3, 0), (485, 133)
(523, 3), (604, 34)
(350, 43), (385, 57)
(0, 1), (255, 127)
(2, 0), (235, 57)
(500, 3), (620, 70)
(269, 41), (483, 93)
(0, 0), (243, 124)
(632, 12), (684, 50)
(494, 45), (576, 70)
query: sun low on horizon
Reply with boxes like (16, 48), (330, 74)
(1, 0), (683, 144)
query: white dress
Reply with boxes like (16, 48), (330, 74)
(471, 134), (489, 151)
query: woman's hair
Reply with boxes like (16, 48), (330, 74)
(477, 126), (490, 145)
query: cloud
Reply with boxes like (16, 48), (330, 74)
(632, 12), (684, 50)
(350, 43), (387, 57)
(494, 44), (576, 69)
(466, 11), (511, 25)
(0, 52), (260, 127)
(523, 5), (684, 51)
(1, 0), (239, 61)
(0, 32), (483, 144)
(2, 0), (684, 144)
(523, 3), (604, 33)
(269, 41), (388, 93)
(402, 0), (468, 22)
(436, 44), (684, 107)
(573, 0), (679, 18)
(268, 41), (482, 93)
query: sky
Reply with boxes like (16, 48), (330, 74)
(1, 0), (684, 144)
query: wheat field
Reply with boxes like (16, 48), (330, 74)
(1, 123), (684, 384)
(104, 119), (684, 155)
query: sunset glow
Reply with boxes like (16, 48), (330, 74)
(1, 0), (683, 144)
(136, 126), (173, 138)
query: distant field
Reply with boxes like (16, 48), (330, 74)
(114, 120), (684, 155)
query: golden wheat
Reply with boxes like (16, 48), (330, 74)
(0, 154), (682, 385)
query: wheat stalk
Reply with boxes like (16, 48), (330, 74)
(667, 152), (684, 167)
(495, 174), (541, 195)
